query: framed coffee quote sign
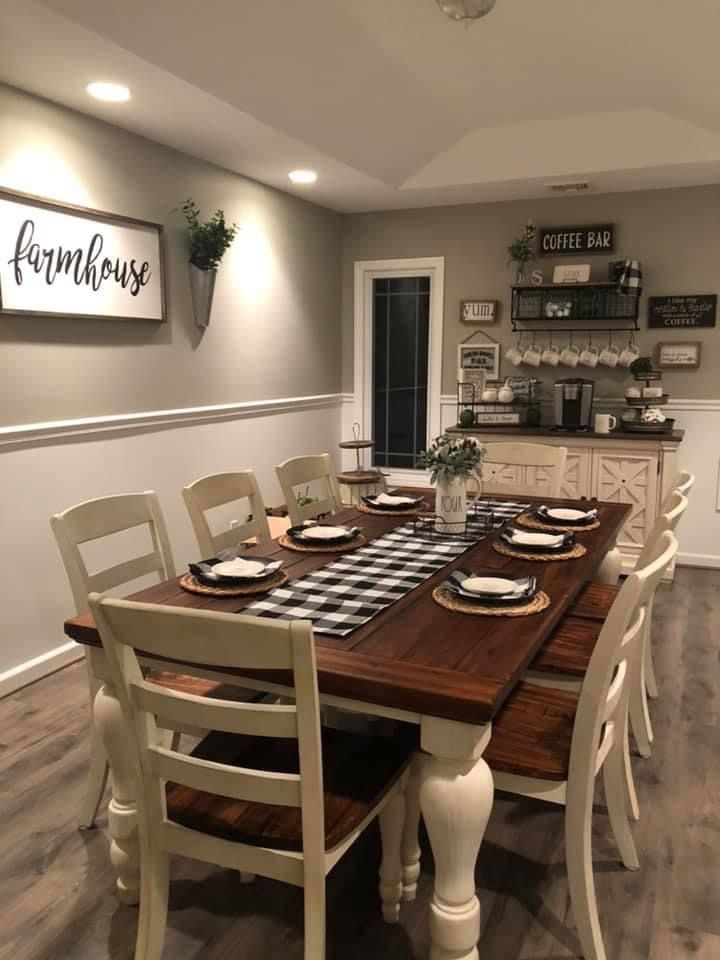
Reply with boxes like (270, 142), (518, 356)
(0, 189), (166, 321)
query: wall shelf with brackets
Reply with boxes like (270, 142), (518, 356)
(511, 282), (640, 334)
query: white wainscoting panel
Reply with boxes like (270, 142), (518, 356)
(0, 394), (342, 696)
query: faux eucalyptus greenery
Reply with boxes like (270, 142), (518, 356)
(507, 219), (537, 269)
(417, 433), (484, 484)
(182, 198), (238, 271)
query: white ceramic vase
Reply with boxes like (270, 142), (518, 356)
(435, 475), (467, 534)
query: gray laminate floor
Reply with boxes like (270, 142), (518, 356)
(1, 567), (718, 959)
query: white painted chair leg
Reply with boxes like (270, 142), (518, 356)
(595, 546), (622, 585)
(134, 841), (169, 960)
(303, 875), (326, 960)
(629, 647), (653, 759)
(419, 751), (494, 960)
(622, 717), (640, 822)
(378, 789), (405, 923)
(400, 756), (422, 901)
(565, 786), (606, 960)
(602, 740), (640, 871)
(643, 613), (659, 700)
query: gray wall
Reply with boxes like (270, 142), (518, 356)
(0, 85), (342, 427)
(341, 187), (720, 398)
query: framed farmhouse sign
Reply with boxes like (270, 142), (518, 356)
(647, 294), (717, 329)
(655, 341), (702, 369)
(460, 299), (497, 324)
(0, 188), (166, 321)
(539, 224), (615, 256)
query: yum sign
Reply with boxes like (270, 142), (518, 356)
(0, 189), (166, 321)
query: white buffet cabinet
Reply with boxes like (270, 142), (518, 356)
(449, 427), (684, 578)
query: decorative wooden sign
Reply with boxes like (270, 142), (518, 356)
(552, 264), (591, 284)
(655, 341), (702, 369)
(460, 299), (497, 323)
(539, 224), (615, 256)
(648, 295), (717, 329)
(0, 188), (166, 321)
(458, 343), (500, 381)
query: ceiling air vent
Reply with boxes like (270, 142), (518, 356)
(545, 181), (591, 194)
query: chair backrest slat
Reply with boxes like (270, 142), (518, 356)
(89, 595), (325, 868)
(183, 471), (271, 558)
(147, 746), (302, 807)
(478, 442), (567, 498)
(132, 681), (299, 738)
(51, 491), (175, 615)
(276, 454), (342, 526)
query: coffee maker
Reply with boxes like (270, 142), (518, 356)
(554, 378), (594, 431)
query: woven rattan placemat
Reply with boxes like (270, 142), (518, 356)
(432, 586), (551, 617)
(278, 533), (367, 554)
(492, 541), (587, 562)
(180, 569), (288, 597)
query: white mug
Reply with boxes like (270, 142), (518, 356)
(595, 413), (617, 434)
(599, 344), (621, 368)
(579, 344), (600, 368)
(505, 344), (524, 367)
(618, 342), (640, 368)
(541, 343), (561, 366)
(560, 343), (581, 367)
(522, 342), (543, 367)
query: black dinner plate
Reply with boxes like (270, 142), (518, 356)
(442, 569), (538, 606)
(535, 505), (598, 527)
(188, 555), (283, 586)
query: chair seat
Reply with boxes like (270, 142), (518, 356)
(149, 671), (256, 702)
(484, 681), (578, 781)
(531, 616), (602, 678)
(166, 723), (417, 852)
(569, 581), (620, 620)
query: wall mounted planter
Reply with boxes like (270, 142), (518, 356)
(189, 263), (217, 328)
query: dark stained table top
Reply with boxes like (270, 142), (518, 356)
(65, 492), (630, 726)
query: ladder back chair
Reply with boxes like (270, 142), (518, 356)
(276, 454), (343, 526)
(476, 442), (568, 498)
(182, 470), (272, 557)
(486, 531), (677, 960)
(90, 597), (414, 960)
(51, 492), (242, 829)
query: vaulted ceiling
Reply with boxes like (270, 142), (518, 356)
(2, 0), (720, 211)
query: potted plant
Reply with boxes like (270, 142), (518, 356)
(182, 198), (238, 328)
(507, 219), (536, 284)
(417, 433), (484, 533)
(629, 356), (654, 378)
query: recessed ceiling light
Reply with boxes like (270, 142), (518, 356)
(288, 169), (318, 185)
(86, 82), (131, 103)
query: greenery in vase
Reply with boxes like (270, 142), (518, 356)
(182, 198), (238, 270)
(507, 219), (537, 271)
(417, 433), (484, 484)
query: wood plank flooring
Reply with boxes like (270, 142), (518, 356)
(1, 566), (718, 960)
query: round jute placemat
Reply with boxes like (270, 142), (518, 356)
(515, 511), (600, 534)
(433, 586), (551, 617)
(180, 570), (288, 597)
(493, 541), (587, 562)
(357, 501), (424, 517)
(278, 532), (367, 554)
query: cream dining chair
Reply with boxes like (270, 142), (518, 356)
(475, 441), (568, 498)
(403, 531), (677, 960)
(51, 491), (245, 829)
(276, 454), (343, 526)
(90, 596), (415, 960)
(182, 470), (272, 558)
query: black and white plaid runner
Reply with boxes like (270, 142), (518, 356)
(243, 499), (529, 637)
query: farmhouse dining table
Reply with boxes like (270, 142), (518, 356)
(64, 490), (630, 960)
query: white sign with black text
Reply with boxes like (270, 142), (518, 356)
(0, 190), (166, 321)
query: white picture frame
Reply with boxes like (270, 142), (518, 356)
(458, 343), (500, 382)
(0, 188), (166, 322)
(460, 299), (497, 324)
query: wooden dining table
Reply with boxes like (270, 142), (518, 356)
(64, 491), (629, 960)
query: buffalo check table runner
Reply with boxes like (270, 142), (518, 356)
(243, 499), (529, 637)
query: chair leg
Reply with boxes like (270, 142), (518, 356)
(400, 757), (422, 901)
(643, 617), (659, 700)
(603, 740), (640, 870)
(134, 843), (169, 960)
(79, 667), (110, 829)
(303, 875), (326, 960)
(565, 785), (606, 960)
(622, 717), (640, 822)
(378, 789), (405, 923)
(629, 641), (653, 759)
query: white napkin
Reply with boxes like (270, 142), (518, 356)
(375, 493), (417, 506)
(510, 530), (565, 548)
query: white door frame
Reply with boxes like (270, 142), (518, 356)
(353, 257), (444, 482)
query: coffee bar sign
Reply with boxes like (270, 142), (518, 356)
(539, 224), (615, 256)
(0, 189), (166, 321)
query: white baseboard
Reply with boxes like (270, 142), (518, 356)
(0, 640), (83, 699)
(677, 552), (720, 569)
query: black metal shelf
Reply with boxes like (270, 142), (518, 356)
(511, 282), (640, 332)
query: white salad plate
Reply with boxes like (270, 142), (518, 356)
(300, 525), (353, 541)
(509, 530), (566, 548)
(212, 558), (268, 579)
(461, 576), (525, 596)
(543, 507), (594, 522)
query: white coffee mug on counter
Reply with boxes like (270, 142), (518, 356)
(594, 413), (617, 434)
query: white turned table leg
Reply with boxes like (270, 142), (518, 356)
(401, 756), (422, 901)
(94, 681), (141, 905)
(596, 545), (622, 585)
(419, 719), (494, 960)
